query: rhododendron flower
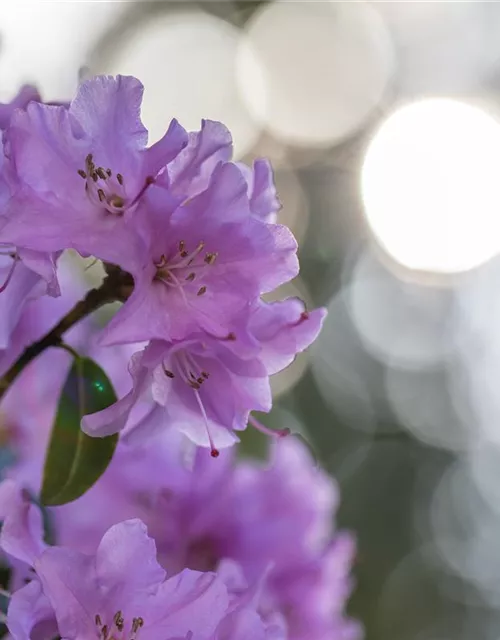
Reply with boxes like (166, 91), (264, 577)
(83, 300), (325, 454)
(0, 87), (60, 340)
(100, 162), (298, 345)
(0, 508), (277, 640)
(0, 75), (187, 272)
(138, 437), (362, 640)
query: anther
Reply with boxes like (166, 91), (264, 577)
(97, 189), (105, 202)
(201, 371), (209, 379)
(132, 617), (144, 633)
(179, 241), (185, 253)
(226, 332), (236, 341)
(96, 167), (107, 180)
(106, 168), (112, 177)
(85, 153), (93, 165)
(186, 272), (195, 281)
(113, 611), (124, 632)
(77, 169), (87, 179)
(204, 252), (217, 265)
(197, 286), (207, 296)
(95, 614), (102, 626)
(162, 364), (175, 379)
(197, 377), (204, 385)
(117, 173), (124, 185)
(189, 380), (201, 390)
(211, 448), (220, 458)
(91, 172), (98, 182)
(101, 624), (108, 639)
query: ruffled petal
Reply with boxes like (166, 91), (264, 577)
(0, 480), (46, 566)
(7, 580), (56, 640)
(95, 519), (166, 605)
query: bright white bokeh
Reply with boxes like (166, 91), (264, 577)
(238, 0), (393, 148)
(95, 10), (262, 157)
(374, 2), (500, 95)
(0, 2), (126, 100)
(362, 99), (500, 274)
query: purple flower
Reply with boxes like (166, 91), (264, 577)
(2, 513), (274, 640)
(99, 161), (298, 345)
(0, 86), (40, 131)
(237, 159), (281, 223)
(165, 119), (233, 200)
(117, 436), (361, 640)
(82, 299), (325, 454)
(0, 86), (60, 340)
(0, 75), (187, 272)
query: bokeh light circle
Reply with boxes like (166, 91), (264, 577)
(239, 0), (393, 148)
(93, 9), (262, 157)
(361, 99), (500, 273)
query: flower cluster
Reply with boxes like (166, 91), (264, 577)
(0, 75), (360, 640)
(0, 431), (361, 640)
(0, 75), (325, 455)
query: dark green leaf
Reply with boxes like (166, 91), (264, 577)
(41, 357), (118, 506)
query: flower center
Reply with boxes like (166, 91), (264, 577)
(154, 240), (217, 301)
(161, 350), (219, 458)
(95, 611), (144, 640)
(78, 154), (154, 215)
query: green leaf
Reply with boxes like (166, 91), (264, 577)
(41, 356), (118, 506)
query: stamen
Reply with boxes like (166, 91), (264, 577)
(132, 617), (144, 633)
(85, 153), (93, 165)
(249, 415), (290, 439)
(77, 169), (87, 179)
(162, 364), (175, 379)
(286, 309), (310, 329)
(91, 172), (98, 182)
(204, 252), (218, 265)
(97, 188), (106, 202)
(106, 168), (112, 177)
(95, 614), (102, 626)
(0, 256), (19, 293)
(197, 286), (207, 296)
(185, 272), (195, 281)
(101, 624), (108, 639)
(194, 389), (219, 458)
(117, 173), (124, 185)
(113, 610), (124, 632)
(129, 175), (154, 207)
(96, 167), (107, 180)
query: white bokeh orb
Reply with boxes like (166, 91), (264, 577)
(361, 99), (500, 273)
(238, 0), (393, 148)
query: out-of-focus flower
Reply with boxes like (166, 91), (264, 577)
(138, 436), (361, 640)
(0, 86), (60, 348)
(0, 508), (275, 640)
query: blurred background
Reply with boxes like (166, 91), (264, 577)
(4, 1), (500, 638)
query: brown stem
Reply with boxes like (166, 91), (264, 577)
(0, 268), (133, 401)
